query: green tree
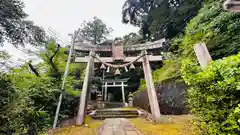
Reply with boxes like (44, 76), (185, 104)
(0, 39), (84, 134)
(114, 32), (142, 45)
(79, 17), (113, 44)
(170, 0), (240, 134)
(0, 0), (46, 46)
(174, 0), (240, 60)
(122, 0), (158, 26)
(122, 32), (142, 44)
(122, 0), (202, 39)
(37, 39), (84, 95)
(0, 72), (17, 133)
(0, 51), (10, 59)
(0, 51), (10, 69)
(0, 51), (21, 71)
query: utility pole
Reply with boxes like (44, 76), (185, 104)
(52, 29), (79, 128)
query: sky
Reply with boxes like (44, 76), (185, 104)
(23, 0), (139, 42)
(2, 0), (139, 62)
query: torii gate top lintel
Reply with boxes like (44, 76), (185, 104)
(99, 78), (130, 83)
(73, 38), (166, 52)
(74, 39), (165, 63)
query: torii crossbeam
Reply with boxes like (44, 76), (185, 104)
(75, 39), (165, 125)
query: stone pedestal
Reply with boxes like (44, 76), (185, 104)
(102, 102), (105, 109)
(97, 93), (103, 109)
(124, 103), (128, 108)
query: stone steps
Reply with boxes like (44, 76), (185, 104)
(95, 110), (138, 115)
(93, 115), (138, 119)
(98, 118), (143, 135)
(91, 108), (139, 120)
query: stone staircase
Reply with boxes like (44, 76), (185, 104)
(90, 108), (139, 120)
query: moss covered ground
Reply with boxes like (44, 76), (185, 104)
(120, 107), (138, 111)
(52, 116), (103, 135)
(130, 115), (198, 135)
(52, 115), (198, 135)
(52, 121), (103, 135)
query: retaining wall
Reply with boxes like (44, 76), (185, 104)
(133, 78), (188, 115)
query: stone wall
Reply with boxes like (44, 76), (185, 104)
(133, 78), (188, 115)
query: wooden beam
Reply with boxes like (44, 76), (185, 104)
(75, 55), (162, 63)
(123, 39), (165, 51)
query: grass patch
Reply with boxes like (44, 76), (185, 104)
(130, 115), (198, 135)
(53, 119), (103, 135)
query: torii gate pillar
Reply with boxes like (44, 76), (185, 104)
(76, 51), (95, 125)
(142, 51), (161, 122)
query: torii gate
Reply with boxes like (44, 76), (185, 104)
(74, 39), (165, 125)
(100, 78), (129, 103)
(224, 0), (240, 12)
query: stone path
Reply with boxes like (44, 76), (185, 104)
(98, 118), (143, 135)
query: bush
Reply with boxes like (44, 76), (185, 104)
(181, 53), (240, 134)
(0, 70), (80, 134)
(139, 59), (181, 91)
(0, 72), (18, 134)
(0, 71), (61, 134)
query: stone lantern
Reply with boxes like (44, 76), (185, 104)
(96, 92), (103, 109)
(128, 92), (134, 108)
